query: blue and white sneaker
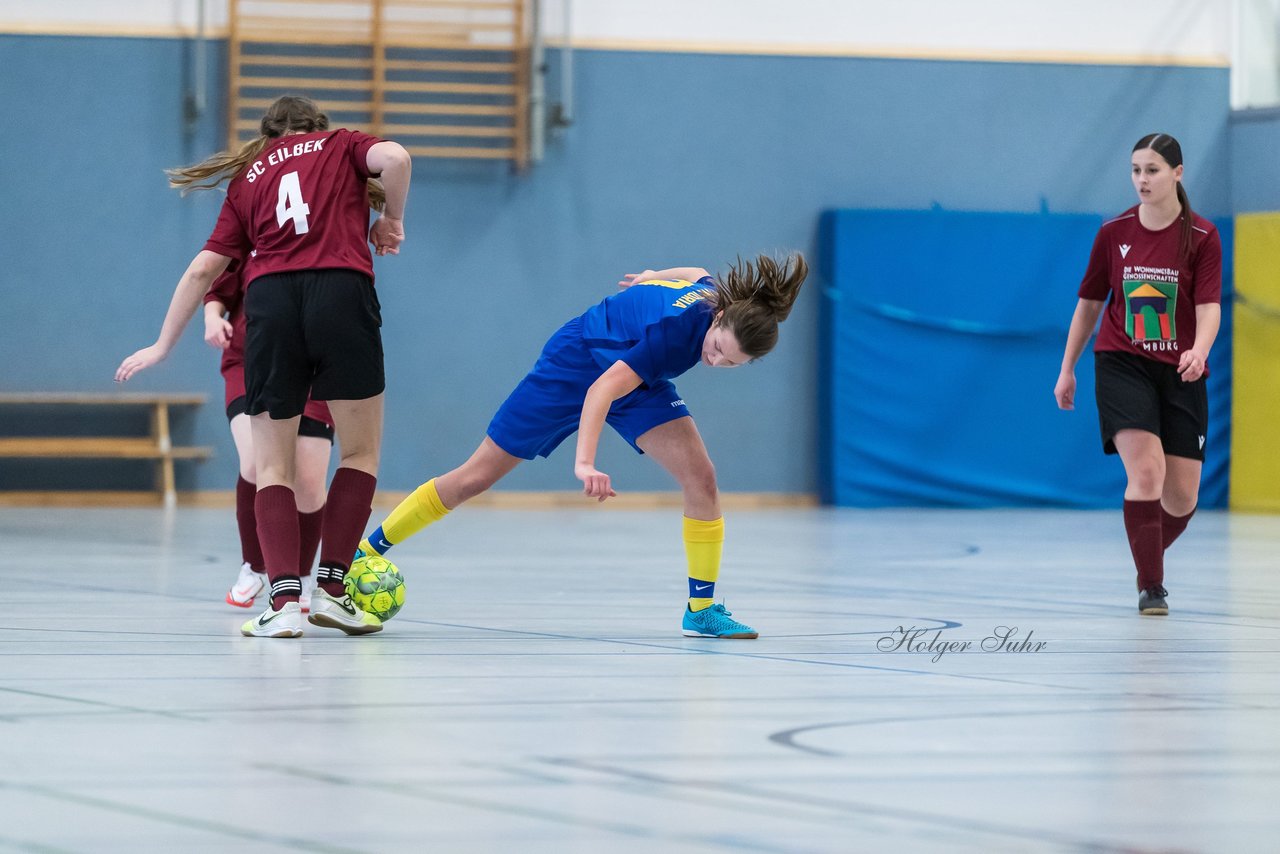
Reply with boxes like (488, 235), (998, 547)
(681, 603), (758, 639)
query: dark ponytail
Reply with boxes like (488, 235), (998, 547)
(1174, 181), (1192, 264)
(707, 252), (808, 359)
(1133, 133), (1193, 264)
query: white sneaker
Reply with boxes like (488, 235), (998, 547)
(299, 575), (317, 613)
(226, 562), (267, 608)
(240, 601), (304, 638)
(308, 587), (383, 635)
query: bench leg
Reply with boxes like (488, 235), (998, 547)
(152, 404), (176, 508)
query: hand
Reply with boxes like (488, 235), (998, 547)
(204, 316), (233, 350)
(1177, 349), (1207, 382)
(575, 462), (617, 502)
(369, 216), (404, 256)
(618, 270), (658, 289)
(114, 345), (167, 383)
(1053, 371), (1076, 410)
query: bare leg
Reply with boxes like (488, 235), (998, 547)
(325, 394), (383, 477)
(634, 417), (719, 520)
(294, 434), (333, 514)
(1113, 429), (1166, 500)
(1162, 455), (1202, 517)
(434, 436), (524, 509)
(229, 413), (256, 481)
(250, 414), (300, 489)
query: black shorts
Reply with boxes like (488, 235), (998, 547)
(226, 396), (335, 443)
(244, 269), (385, 420)
(1094, 350), (1207, 461)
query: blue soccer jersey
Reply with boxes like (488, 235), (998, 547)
(485, 277), (717, 459)
(577, 278), (716, 385)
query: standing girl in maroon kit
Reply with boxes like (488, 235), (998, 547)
(1055, 133), (1222, 615)
(203, 263), (334, 611)
(116, 95), (412, 637)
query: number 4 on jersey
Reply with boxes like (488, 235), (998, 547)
(276, 171), (311, 235)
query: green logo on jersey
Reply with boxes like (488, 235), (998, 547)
(1122, 280), (1177, 341)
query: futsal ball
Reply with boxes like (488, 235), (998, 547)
(344, 555), (406, 621)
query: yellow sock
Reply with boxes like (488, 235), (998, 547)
(684, 516), (723, 612)
(373, 478), (450, 551)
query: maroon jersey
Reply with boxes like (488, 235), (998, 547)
(203, 129), (382, 286)
(1078, 206), (1221, 372)
(204, 266), (333, 425)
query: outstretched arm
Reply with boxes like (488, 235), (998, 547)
(1054, 298), (1104, 410)
(619, 266), (711, 288)
(574, 361), (643, 501)
(115, 250), (231, 382)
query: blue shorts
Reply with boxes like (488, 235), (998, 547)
(487, 318), (691, 460)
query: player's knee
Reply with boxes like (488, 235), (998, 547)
(337, 446), (380, 473)
(295, 473), (327, 510)
(1163, 483), (1199, 515)
(1127, 458), (1165, 495)
(681, 461), (718, 503)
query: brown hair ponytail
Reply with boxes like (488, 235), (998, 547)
(707, 252), (808, 359)
(166, 95), (330, 194)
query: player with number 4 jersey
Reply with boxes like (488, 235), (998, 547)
(115, 95), (413, 638)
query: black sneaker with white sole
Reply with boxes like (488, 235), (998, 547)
(1138, 584), (1169, 616)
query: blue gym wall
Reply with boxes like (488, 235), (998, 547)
(0, 34), (1231, 495)
(1230, 107), (1280, 212)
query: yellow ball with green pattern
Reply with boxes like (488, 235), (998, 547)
(343, 555), (406, 620)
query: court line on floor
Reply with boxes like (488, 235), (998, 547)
(767, 703), (1242, 758)
(259, 763), (799, 853)
(0, 686), (205, 722)
(0, 832), (77, 854)
(536, 756), (1138, 854)
(0, 781), (371, 854)
(393, 620), (1090, 691)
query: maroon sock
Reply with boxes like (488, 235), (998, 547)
(298, 507), (324, 577)
(318, 468), (377, 596)
(1161, 505), (1195, 551)
(1123, 499), (1164, 590)
(236, 476), (265, 571)
(255, 485), (301, 609)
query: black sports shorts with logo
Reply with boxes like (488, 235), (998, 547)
(1094, 349), (1207, 461)
(244, 269), (385, 420)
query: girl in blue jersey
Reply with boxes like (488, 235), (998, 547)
(359, 253), (807, 638)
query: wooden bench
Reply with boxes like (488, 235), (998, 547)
(0, 393), (213, 506)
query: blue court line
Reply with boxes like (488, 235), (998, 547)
(768, 703), (1237, 758)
